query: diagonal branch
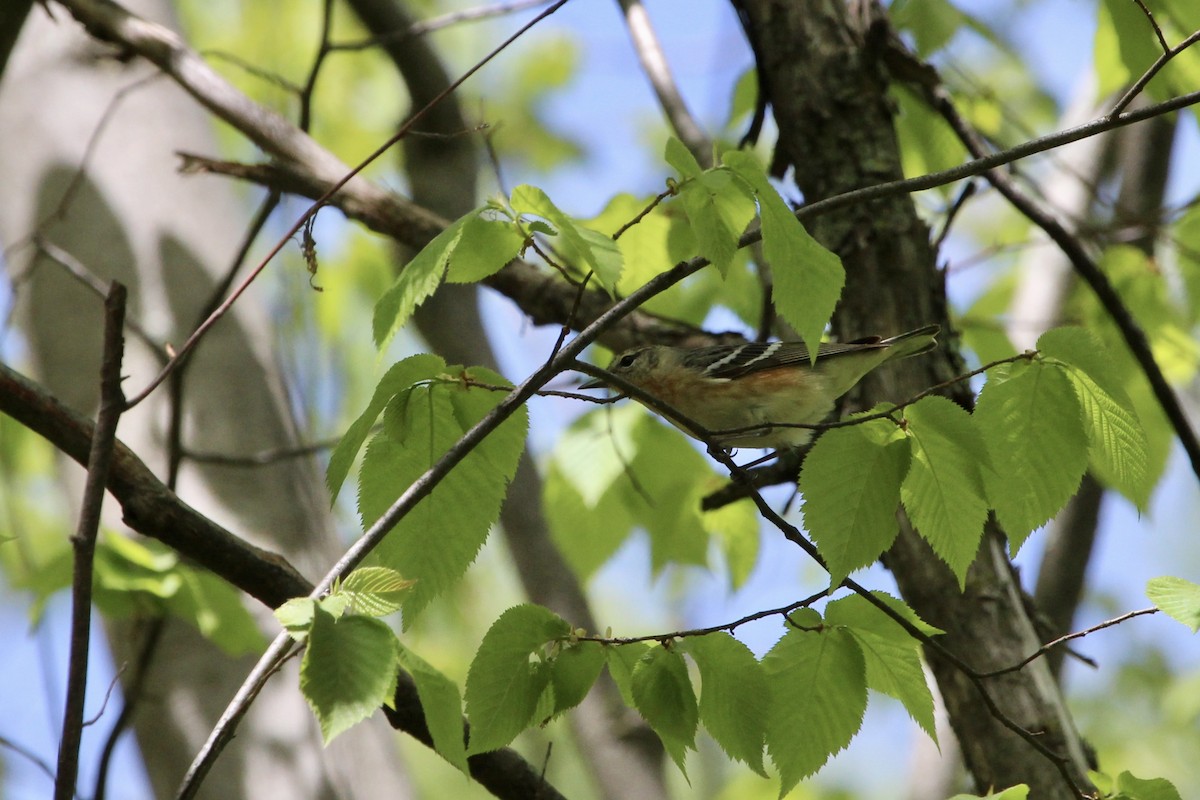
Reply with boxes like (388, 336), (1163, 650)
(0, 360), (567, 800)
(615, 0), (712, 165)
(921, 83), (1200, 484)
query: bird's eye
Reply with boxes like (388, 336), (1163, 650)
(617, 352), (640, 368)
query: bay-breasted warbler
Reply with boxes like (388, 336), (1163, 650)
(581, 324), (939, 449)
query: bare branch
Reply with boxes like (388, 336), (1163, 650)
(332, 0), (553, 51)
(979, 608), (1159, 679)
(1110, 27), (1200, 116)
(924, 84), (1200, 485)
(0, 361), (567, 800)
(55, 282), (126, 800)
(615, 0), (712, 165)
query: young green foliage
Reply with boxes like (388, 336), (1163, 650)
(631, 644), (699, 777)
(825, 593), (940, 741)
(762, 608), (868, 795)
(510, 183), (624, 291)
(338, 566), (415, 617)
(545, 638), (606, 719)
(396, 642), (470, 774)
(464, 604), (571, 755)
(90, 533), (263, 657)
(682, 632), (769, 776)
(331, 355), (527, 624)
(545, 406), (759, 583)
(300, 604), (399, 744)
(663, 138), (756, 277)
(799, 416), (911, 586)
(901, 396), (990, 585)
(1147, 577), (1200, 633)
(975, 359), (1088, 551)
(605, 641), (652, 707)
(722, 149), (845, 360)
(371, 205), (526, 346)
(945, 786), (1030, 800)
(1037, 326), (1150, 508)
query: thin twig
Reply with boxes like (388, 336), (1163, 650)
(51, 0), (569, 409)
(1110, 28), (1200, 117)
(54, 282), (126, 800)
(978, 607), (1158, 679)
(181, 435), (345, 466)
(95, 617), (164, 800)
(577, 589), (828, 645)
(82, 664), (127, 727)
(707, 447), (1091, 797)
(925, 83), (1200, 484)
(793, 86), (1200, 227)
(0, 735), (58, 786)
(176, 241), (716, 800)
(297, 0), (336, 132)
(32, 238), (161, 357)
(610, 186), (674, 241)
(331, 0), (552, 51)
(1130, 0), (1170, 53)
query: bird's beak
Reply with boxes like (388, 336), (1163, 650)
(579, 376), (606, 390)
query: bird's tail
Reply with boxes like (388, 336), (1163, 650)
(881, 324), (941, 360)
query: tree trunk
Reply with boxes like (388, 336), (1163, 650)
(0, 4), (412, 797)
(734, 1), (1095, 795)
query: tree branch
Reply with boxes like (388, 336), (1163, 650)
(615, 0), (712, 165)
(54, 282), (127, 800)
(0, 360), (567, 800)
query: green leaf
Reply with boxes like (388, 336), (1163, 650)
(1038, 327), (1150, 508)
(301, 605), (398, 744)
(683, 633), (768, 776)
(396, 642), (469, 775)
(825, 593), (937, 741)
(275, 597), (317, 636)
(891, 0), (968, 55)
(664, 136), (704, 178)
(464, 605), (569, 754)
(339, 566), (415, 617)
(605, 641), (651, 707)
(975, 360), (1088, 551)
(543, 462), (635, 579)
(1113, 770), (1183, 800)
(93, 535), (262, 656)
(586, 193), (688, 295)
(631, 645), (699, 776)
(357, 366), (527, 622)
(800, 418), (910, 585)
(1147, 577), (1200, 633)
(551, 403), (643, 507)
(169, 569), (266, 656)
(372, 215), (471, 346)
(546, 639), (605, 717)
(901, 397), (990, 586)
(326, 353), (446, 503)
(891, 84), (968, 180)
(703, 498), (760, 589)
(625, 419), (715, 572)
(946, 786), (1029, 800)
(510, 184), (623, 290)
(445, 214), (526, 283)
(676, 167), (755, 276)
(763, 621), (867, 794)
(723, 150), (844, 357)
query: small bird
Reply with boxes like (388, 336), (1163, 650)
(580, 324), (939, 449)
